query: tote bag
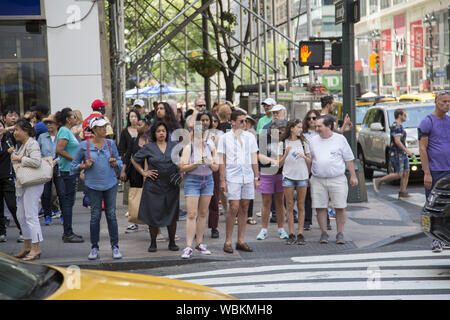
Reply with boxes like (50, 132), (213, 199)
(127, 187), (146, 224)
(13, 155), (53, 187)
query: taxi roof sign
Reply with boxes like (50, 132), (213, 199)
(298, 41), (325, 67)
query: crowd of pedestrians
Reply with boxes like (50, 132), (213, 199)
(0, 92), (449, 262)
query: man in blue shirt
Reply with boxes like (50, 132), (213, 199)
(30, 104), (49, 140)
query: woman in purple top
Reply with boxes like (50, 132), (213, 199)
(179, 111), (219, 259)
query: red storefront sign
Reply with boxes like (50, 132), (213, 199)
(381, 29), (391, 72)
(410, 20), (424, 68)
(394, 13), (406, 67)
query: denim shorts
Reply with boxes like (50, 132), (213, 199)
(184, 174), (214, 197)
(282, 177), (308, 188)
(390, 153), (409, 173)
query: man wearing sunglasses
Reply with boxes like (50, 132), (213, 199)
(218, 110), (259, 254)
(186, 98), (207, 129)
(256, 98), (276, 135)
(418, 91), (450, 253)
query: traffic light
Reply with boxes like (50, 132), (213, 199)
(298, 41), (325, 67)
(375, 53), (380, 68)
(369, 53), (380, 69)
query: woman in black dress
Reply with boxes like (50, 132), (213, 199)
(131, 121), (180, 252)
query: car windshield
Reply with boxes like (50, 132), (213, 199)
(356, 106), (371, 124)
(387, 105), (436, 128)
(0, 254), (60, 299)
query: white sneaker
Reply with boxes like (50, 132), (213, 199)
(0, 234), (6, 242)
(88, 248), (99, 260)
(181, 247), (193, 259)
(256, 211), (262, 217)
(125, 224), (138, 233)
(112, 247), (122, 259)
(195, 243), (211, 255)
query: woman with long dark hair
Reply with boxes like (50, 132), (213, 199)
(132, 121), (180, 253)
(118, 109), (140, 157)
(279, 119), (311, 245)
(120, 116), (151, 233)
(152, 102), (180, 141)
(55, 108), (84, 243)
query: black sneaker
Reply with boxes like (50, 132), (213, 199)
(285, 233), (296, 245)
(296, 234), (306, 245)
(62, 233), (84, 243)
(211, 228), (219, 239)
(270, 215), (277, 223)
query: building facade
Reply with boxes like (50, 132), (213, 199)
(0, 0), (108, 118)
(355, 0), (449, 96)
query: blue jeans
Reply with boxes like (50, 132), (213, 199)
(54, 172), (78, 236)
(425, 170), (450, 199)
(86, 185), (119, 250)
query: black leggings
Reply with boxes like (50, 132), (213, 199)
(149, 220), (177, 247)
(0, 178), (22, 236)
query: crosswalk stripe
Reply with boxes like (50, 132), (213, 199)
(168, 258), (450, 280)
(291, 250), (450, 263)
(213, 280), (450, 295)
(187, 269), (450, 287)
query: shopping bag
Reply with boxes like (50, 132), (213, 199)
(128, 187), (145, 224)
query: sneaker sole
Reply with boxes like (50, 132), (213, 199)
(336, 240), (346, 244)
(320, 239), (329, 244)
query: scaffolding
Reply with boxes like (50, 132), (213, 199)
(107, 0), (310, 135)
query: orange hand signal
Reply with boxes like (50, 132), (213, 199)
(300, 45), (312, 63)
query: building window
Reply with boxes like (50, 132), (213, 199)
(380, 0), (390, 10)
(369, 0), (378, 14)
(393, 0), (404, 5)
(360, 0), (366, 17)
(410, 70), (422, 89)
(0, 22), (49, 116)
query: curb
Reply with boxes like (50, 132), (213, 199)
(360, 231), (426, 250)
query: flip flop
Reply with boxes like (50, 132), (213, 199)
(247, 218), (257, 225)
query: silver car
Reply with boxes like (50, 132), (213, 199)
(356, 102), (437, 179)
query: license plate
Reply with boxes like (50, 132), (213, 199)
(421, 215), (431, 232)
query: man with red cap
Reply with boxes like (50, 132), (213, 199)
(80, 99), (114, 140)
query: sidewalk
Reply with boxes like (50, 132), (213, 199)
(0, 187), (423, 271)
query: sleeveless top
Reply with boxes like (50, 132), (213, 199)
(187, 141), (213, 177)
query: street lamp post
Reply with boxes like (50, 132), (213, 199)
(371, 29), (381, 95)
(423, 13), (436, 91)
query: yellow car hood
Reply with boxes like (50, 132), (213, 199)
(47, 266), (235, 300)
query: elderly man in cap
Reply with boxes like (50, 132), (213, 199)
(80, 99), (114, 140)
(256, 98), (276, 135)
(133, 99), (146, 119)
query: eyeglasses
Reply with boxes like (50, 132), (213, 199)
(238, 119), (248, 124)
(196, 104), (206, 108)
(307, 117), (317, 121)
(436, 91), (450, 98)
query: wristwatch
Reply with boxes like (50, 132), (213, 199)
(254, 177), (260, 181)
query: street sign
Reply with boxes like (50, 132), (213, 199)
(298, 41), (325, 67)
(335, 0), (345, 25)
(425, 56), (438, 62)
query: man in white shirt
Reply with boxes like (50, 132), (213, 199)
(218, 110), (260, 254)
(309, 115), (358, 244)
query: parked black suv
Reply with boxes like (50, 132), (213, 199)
(421, 176), (450, 246)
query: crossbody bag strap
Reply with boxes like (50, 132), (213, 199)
(87, 138), (90, 160)
(106, 139), (112, 157)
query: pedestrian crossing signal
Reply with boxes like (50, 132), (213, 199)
(298, 41), (325, 67)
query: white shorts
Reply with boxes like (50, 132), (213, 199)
(310, 175), (348, 209)
(225, 181), (255, 201)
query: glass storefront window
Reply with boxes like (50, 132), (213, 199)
(0, 23), (49, 116)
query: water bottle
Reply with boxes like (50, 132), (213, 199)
(411, 154), (418, 165)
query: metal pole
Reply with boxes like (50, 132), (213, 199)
(256, 0), (262, 107)
(262, 0), (270, 99)
(202, 0), (211, 108)
(184, 1), (189, 108)
(376, 39), (380, 95)
(240, 3), (244, 86)
(286, 0), (293, 119)
(428, 23), (434, 91)
(272, 0), (278, 101)
(249, 0), (254, 86)
(306, 0), (314, 86)
(159, 0), (163, 100)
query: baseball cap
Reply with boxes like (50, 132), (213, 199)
(262, 98), (277, 106)
(270, 104), (286, 112)
(89, 116), (110, 129)
(91, 99), (109, 110)
(134, 99), (145, 107)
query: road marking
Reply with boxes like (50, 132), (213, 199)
(252, 294), (450, 300)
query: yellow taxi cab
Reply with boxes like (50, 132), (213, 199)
(0, 252), (235, 300)
(398, 92), (435, 103)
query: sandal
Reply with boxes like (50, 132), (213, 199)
(247, 218), (257, 225)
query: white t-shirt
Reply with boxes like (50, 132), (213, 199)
(279, 139), (310, 181)
(303, 130), (318, 144)
(309, 133), (355, 178)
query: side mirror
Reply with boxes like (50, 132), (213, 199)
(370, 122), (383, 131)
